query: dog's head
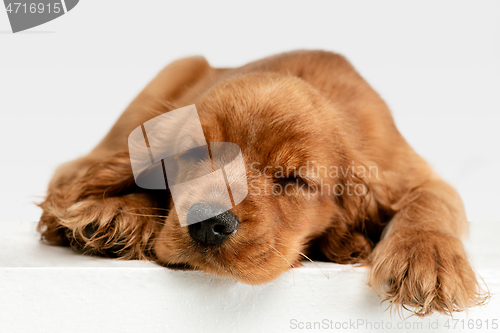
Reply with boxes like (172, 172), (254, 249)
(153, 73), (375, 284)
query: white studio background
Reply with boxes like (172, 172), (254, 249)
(0, 0), (499, 225)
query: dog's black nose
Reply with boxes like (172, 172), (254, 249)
(187, 203), (239, 245)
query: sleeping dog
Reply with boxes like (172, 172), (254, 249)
(38, 50), (487, 316)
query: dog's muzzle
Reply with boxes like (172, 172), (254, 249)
(187, 203), (239, 245)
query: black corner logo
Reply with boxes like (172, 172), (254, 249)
(3, 0), (79, 33)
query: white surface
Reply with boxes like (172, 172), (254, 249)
(0, 221), (499, 333)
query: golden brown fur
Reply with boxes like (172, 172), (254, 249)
(38, 50), (488, 316)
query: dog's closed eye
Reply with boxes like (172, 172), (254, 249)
(273, 174), (317, 195)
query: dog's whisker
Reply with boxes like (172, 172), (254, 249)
(268, 244), (296, 284)
(275, 242), (330, 279)
(268, 244), (294, 269)
(269, 244), (318, 289)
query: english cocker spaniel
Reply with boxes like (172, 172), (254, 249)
(38, 50), (487, 316)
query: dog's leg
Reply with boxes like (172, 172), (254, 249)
(368, 177), (488, 316)
(38, 57), (216, 256)
(39, 152), (167, 258)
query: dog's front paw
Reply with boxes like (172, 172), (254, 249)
(369, 228), (488, 316)
(40, 193), (159, 259)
